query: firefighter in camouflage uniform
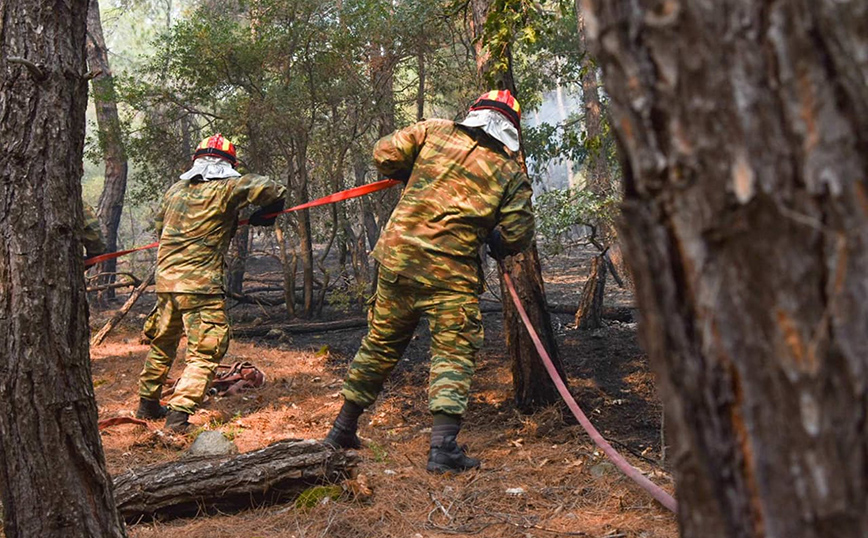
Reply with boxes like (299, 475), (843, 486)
(82, 202), (106, 258)
(136, 134), (286, 432)
(325, 90), (536, 473)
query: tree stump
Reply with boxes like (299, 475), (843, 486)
(575, 254), (608, 330)
(113, 439), (358, 521)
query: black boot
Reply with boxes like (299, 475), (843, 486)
(427, 435), (480, 473)
(323, 425), (362, 449)
(164, 410), (191, 433)
(135, 397), (167, 420)
(323, 399), (364, 449)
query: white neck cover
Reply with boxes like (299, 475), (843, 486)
(458, 109), (521, 152)
(180, 156), (241, 181)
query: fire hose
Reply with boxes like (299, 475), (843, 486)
(500, 268), (677, 513)
(84, 179), (402, 267)
(85, 178), (677, 512)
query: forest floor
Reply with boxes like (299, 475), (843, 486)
(88, 248), (677, 538)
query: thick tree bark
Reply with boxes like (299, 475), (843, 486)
(498, 247), (567, 411)
(86, 0), (129, 299)
(0, 1), (127, 536)
(113, 439), (358, 521)
(586, 1), (868, 536)
(469, 0), (565, 411)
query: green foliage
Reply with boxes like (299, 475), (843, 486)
(535, 186), (619, 254)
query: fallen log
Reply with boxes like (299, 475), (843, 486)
(234, 318), (370, 338)
(113, 439), (358, 521)
(232, 305), (636, 339)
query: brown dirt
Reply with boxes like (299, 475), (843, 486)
(90, 248), (677, 538)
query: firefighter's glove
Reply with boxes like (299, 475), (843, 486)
(249, 199), (285, 227)
(486, 228), (509, 261)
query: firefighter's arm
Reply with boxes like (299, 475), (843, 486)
(372, 121), (428, 181)
(489, 171), (535, 258)
(233, 174), (287, 226)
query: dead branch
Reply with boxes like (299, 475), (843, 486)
(90, 265), (155, 347)
(8, 56), (46, 80)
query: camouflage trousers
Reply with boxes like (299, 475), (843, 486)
(139, 293), (230, 414)
(341, 266), (484, 416)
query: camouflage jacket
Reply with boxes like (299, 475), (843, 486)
(155, 174), (286, 294)
(371, 118), (535, 293)
(82, 203), (106, 258)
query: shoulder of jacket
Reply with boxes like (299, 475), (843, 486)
(420, 118), (454, 131)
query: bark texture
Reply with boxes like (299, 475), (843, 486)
(585, 1), (868, 536)
(0, 1), (127, 536)
(86, 0), (129, 297)
(113, 439), (358, 521)
(499, 247), (567, 411)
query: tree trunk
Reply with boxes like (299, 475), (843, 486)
(113, 439), (358, 521)
(586, 1), (868, 536)
(575, 253), (607, 330)
(416, 50), (426, 121)
(86, 0), (129, 300)
(470, 0), (565, 411)
(498, 247), (567, 411)
(292, 136), (314, 318)
(276, 221), (297, 318)
(227, 224), (250, 296)
(576, 2), (610, 199)
(0, 2), (127, 536)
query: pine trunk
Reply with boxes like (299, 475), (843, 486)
(86, 0), (128, 299)
(0, 1), (127, 536)
(499, 247), (567, 411)
(586, 1), (868, 536)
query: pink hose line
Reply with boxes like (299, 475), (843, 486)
(502, 272), (678, 513)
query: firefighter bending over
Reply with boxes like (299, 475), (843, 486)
(324, 90), (536, 473)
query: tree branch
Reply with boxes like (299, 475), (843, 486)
(7, 57), (46, 80)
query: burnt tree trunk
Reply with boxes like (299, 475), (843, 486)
(0, 1), (127, 536)
(575, 253), (608, 330)
(86, 0), (128, 299)
(113, 439), (357, 522)
(499, 246), (567, 410)
(470, 0), (565, 411)
(586, 1), (868, 536)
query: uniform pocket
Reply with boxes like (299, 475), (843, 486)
(142, 303), (160, 340)
(460, 303), (484, 351)
(365, 294), (377, 327)
(197, 307), (230, 359)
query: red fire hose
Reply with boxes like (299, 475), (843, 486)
(84, 179), (401, 267)
(501, 270), (677, 513)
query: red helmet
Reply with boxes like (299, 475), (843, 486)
(193, 133), (237, 167)
(469, 90), (521, 129)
